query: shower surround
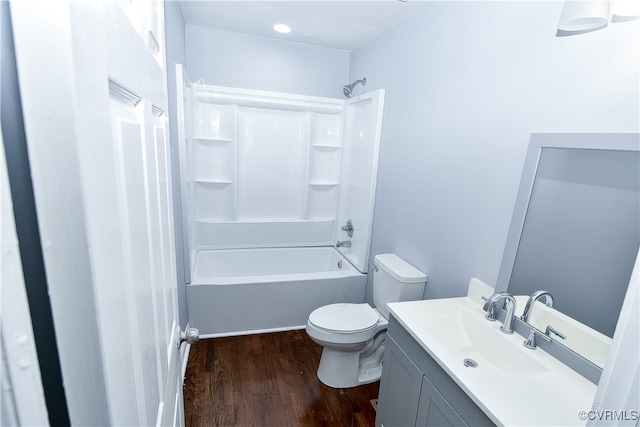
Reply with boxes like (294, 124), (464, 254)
(176, 65), (385, 336)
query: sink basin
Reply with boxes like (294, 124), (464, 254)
(393, 298), (548, 382)
(420, 303), (548, 378)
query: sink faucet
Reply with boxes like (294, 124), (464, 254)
(520, 290), (554, 323)
(483, 293), (516, 334)
(336, 240), (351, 248)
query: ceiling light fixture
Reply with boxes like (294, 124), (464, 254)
(612, 0), (640, 22)
(556, 0), (610, 36)
(273, 23), (292, 34)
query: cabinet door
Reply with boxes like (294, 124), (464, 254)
(376, 336), (423, 427)
(416, 375), (468, 427)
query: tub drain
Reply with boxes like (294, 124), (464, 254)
(463, 358), (478, 368)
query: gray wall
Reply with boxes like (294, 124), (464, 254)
(185, 25), (350, 97)
(164, 1), (187, 328)
(173, 2), (638, 312)
(349, 1), (639, 303)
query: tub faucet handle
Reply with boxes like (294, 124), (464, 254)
(341, 219), (354, 237)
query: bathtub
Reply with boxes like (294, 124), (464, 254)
(186, 246), (367, 337)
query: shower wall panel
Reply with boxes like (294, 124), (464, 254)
(186, 85), (345, 249)
(335, 91), (385, 273)
(236, 108), (309, 220)
(177, 79), (385, 275)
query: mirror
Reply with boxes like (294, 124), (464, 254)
(496, 133), (639, 339)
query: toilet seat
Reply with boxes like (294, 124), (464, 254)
(308, 303), (380, 333)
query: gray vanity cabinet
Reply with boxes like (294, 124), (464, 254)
(415, 374), (466, 426)
(375, 316), (494, 427)
(376, 333), (423, 427)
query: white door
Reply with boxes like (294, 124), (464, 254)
(1, 133), (50, 426)
(10, 1), (183, 425)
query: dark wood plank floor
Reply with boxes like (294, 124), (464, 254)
(183, 330), (380, 427)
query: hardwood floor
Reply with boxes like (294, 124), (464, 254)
(183, 330), (380, 427)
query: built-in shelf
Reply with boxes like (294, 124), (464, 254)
(308, 181), (339, 187)
(195, 179), (233, 185)
(194, 137), (233, 144)
(192, 102), (236, 141)
(311, 144), (341, 149)
(310, 112), (341, 148)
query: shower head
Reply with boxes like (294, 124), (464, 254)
(342, 77), (367, 98)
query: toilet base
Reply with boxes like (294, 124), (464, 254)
(356, 364), (383, 385)
(316, 334), (386, 389)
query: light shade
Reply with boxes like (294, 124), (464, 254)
(612, 0), (640, 22)
(557, 0), (611, 36)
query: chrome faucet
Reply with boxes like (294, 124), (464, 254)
(336, 240), (351, 248)
(520, 290), (554, 323)
(483, 293), (517, 334)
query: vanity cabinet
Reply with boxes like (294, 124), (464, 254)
(376, 316), (494, 427)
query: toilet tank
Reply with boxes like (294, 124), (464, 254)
(373, 253), (427, 319)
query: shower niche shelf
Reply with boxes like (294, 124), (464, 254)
(193, 137), (233, 144)
(307, 142), (341, 221)
(310, 112), (341, 147)
(306, 185), (339, 220)
(308, 181), (339, 186)
(194, 181), (235, 221)
(192, 102), (236, 141)
(310, 143), (341, 148)
(194, 178), (233, 184)
(192, 137), (235, 185)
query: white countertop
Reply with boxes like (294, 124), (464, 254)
(387, 297), (597, 426)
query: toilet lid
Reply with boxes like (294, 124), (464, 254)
(309, 303), (379, 333)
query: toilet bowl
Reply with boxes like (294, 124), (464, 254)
(306, 254), (426, 388)
(306, 303), (389, 388)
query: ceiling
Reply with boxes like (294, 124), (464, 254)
(177, 1), (430, 51)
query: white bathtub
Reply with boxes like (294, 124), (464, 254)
(186, 246), (367, 337)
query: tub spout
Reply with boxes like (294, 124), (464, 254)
(336, 240), (351, 248)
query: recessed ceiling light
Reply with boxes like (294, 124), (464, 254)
(273, 23), (292, 34)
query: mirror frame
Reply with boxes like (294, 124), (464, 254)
(495, 133), (640, 296)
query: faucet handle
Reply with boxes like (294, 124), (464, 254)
(545, 325), (567, 340)
(523, 327), (551, 349)
(482, 293), (516, 334)
(482, 296), (497, 320)
(523, 328), (538, 349)
(341, 219), (354, 237)
(484, 304), (497, 321)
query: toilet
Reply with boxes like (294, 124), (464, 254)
(306, 253), (426, 388)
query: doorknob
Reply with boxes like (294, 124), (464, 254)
(178, 327), (199, 348)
